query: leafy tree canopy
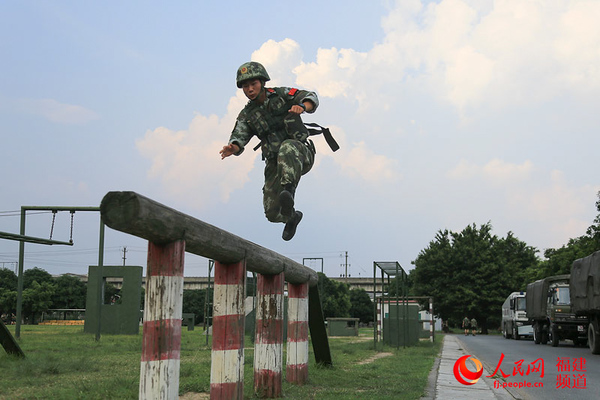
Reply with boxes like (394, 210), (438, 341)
(22, 280), (56, 322)
(183, 289), (211, 325)
(349, 288), (373, 324)
(0, 268), (17, 291)
(318, 273), (351, 319)
(52, 275), (87, 309)
(23, 267), (54, 289)
(410, 222), (538, 333)
(0, 288), (17, 315)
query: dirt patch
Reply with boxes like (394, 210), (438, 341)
(179, 393), (210, 399)
(356, 352), (393, 365)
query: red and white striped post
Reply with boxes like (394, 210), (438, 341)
(139, 240), (186, 400)
(210, 261), (246, 400)
(286, 282), (309, 384)
(254, 272), (284, 398)
(429, 297), (434, 342)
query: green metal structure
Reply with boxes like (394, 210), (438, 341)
(383, 303), (420, 347)
(12, 206), (103, 339)
(84, 265), (143, 335)
(373, 261), (409, 349)
(327, 318), (359, 336)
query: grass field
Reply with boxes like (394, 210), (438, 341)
(1, 325), (441, 399)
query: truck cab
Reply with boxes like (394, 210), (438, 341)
(502, 292), (533, 340)
(547, 283), (588, 347)
(527, 274), (588, 347)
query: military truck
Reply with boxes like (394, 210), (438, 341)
(526, 274), (588, 347)
(502, 292), (533, 340)
(570, 250), (600, 354)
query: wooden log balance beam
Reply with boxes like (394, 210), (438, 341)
(100, 191), (332, 399)
(100, 191), (318, 287)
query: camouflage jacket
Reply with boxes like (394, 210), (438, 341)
(229, 87), (318, 160)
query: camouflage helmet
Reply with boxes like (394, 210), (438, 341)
(236, 61), (270, 88)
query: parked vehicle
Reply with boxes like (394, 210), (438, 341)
(502, 292), (533, 340)
(526, 274), (588, 347)
(570, 250), (600, 354)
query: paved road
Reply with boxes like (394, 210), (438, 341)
(455, 334), (599, 400)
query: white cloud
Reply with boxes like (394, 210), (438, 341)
(137, 38), (399, 208)
(294, 48), (367, 97)
(136, 92), (258, 209)
(337, 141), (400, 182)
(508, 171), (599, 246)
(250, 39), (303, 87)
(135, 0), (600, 249)
(554, 1), (600, 89)
(290, 0), (600, 115)
(448, 158), (534, 183)
(446, 158), (599, 248)
(18, 98), (99, 124)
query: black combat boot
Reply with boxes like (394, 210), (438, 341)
(279, 184), (296, 218)
(282, 211), (303, 241)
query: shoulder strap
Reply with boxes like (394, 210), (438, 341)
(304, 123), (340, 152)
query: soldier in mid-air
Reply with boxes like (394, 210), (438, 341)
(220, 61), (318, 241)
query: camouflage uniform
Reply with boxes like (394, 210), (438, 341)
(470, 318), (477, 335)
(228, 86), (318, 223)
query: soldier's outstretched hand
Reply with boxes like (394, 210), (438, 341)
(220, 143), (240, 159)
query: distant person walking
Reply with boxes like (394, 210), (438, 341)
(470, 317), (478, 336)
(462, 316), (470, 336)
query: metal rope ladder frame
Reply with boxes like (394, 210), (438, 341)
(4, 206), (103, 340)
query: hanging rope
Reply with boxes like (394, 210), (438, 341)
(69, 211), (75, 244)
(49, 210), (57, 240)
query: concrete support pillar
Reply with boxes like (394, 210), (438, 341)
(286, 282), (309, 384)
(254, 272), (284, 398)
(139, 240), (185, 400)
(210, 261), (246, 400)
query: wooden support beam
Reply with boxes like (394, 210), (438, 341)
(0, 319), (25, 358)
(254, 272), (285, 398)
(308, 285), (332, 367)
(100, 191), (317, 287)
(139, 240), (185, 400)
(210, 261), (246, 400)
(286, 282), (309, 384)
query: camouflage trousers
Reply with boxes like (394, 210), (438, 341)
(263, 139), (314, 223)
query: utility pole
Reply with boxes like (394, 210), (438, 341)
(340, 251), (350, 284)
(122, 246), (127, 266)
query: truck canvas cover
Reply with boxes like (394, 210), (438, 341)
(526, 274), (570, 320)
(570, 250), (600, 314)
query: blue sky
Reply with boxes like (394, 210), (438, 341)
(1, 0), (599, 279)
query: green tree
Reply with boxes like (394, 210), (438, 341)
(0, 288), (17, 315)
(183, 289), (211, 325)
(52, 275), (87, 309)
(349, 288), (373, 324)
(23, 267), (53, 288)
(318, 273), (351, 319)
(0, 268), (17, 291)
(0, 269), (18, 316)
(411, 222), (538, 333)
(22, 281), (56, 323)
